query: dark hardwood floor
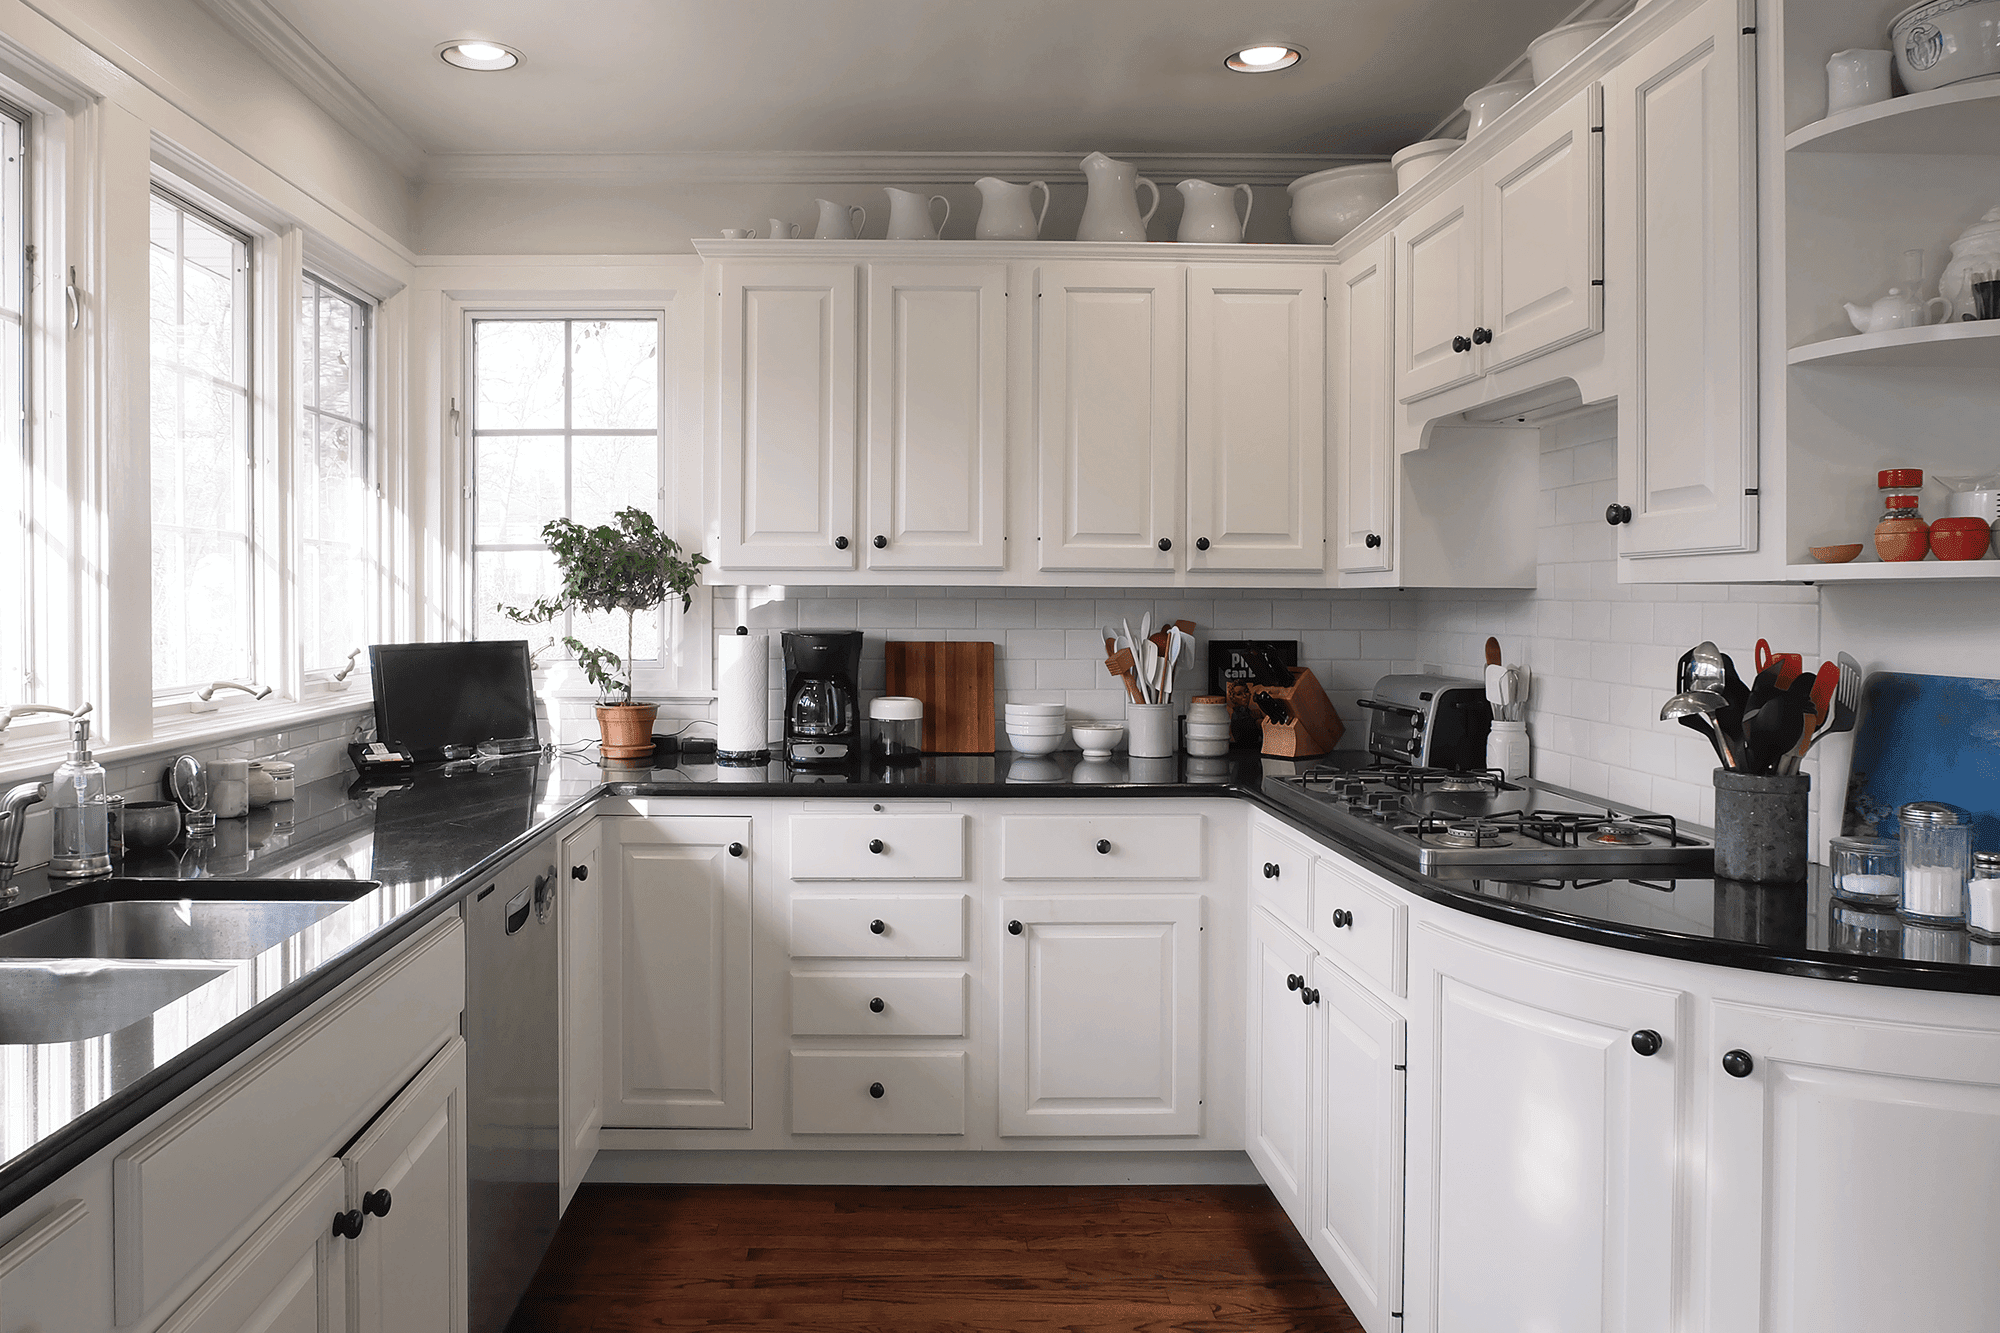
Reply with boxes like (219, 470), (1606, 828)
(508, 1183), (1365, 1332)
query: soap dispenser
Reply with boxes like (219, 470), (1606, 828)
(49, 715), (112, 878)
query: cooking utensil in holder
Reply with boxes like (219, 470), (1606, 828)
(1713, 769), (1810, 884)
(1252, 668), (1345, 759)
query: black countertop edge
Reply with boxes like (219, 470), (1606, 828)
(0, 787), (608, 1220)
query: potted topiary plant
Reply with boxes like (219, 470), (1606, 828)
(498, 507), (707, 759)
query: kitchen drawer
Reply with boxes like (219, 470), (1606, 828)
(789, 814), (967, 880)
(999, 814), (1205, 880)
(790, 972), (968, 1036)
(790, 1051), (967, 1135)
(790, 894), (968, 959)
(1311, 855), (1408, 997)
(1251, 821), (1314, 927)
(114, 915), (464, 1324)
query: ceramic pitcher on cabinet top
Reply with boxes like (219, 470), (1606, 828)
(884, 187), (950, 240)
(767, 218), (800, 239)
(1176, 180), (1253, 244)
(1077, 152), (1159, 242)
(974, 177), (1050, 240)
(814, 198), (867, 240)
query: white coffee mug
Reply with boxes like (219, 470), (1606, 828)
(1826, 49), (1892, 118)
(719, 227), (755, 240)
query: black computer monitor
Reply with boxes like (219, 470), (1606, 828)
(368, 640), (538, 761)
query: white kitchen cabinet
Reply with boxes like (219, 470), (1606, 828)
(1184, 264), (1326, 573)
(0, 1199), (97, 1333)
(1606, 0), (1759, 558)
(1246, 909), (1316, 1227)
(717, 262), (860, 571)
(155, 1161), (348, 1333)
(603, 816), (754, 1130)
(1479, 83), (1604, 375)
(1703, 1000), (2000, 1333)
(342, 1038), (468, 1333)
(863, 263), (1008, 570)
(1310, 953), (1406, 1333)
(1396, 179), (1481, 404)
(1404, 922), (1682, 1333)
(1034, 262), (1184, 573)
(997, 893), (1204, 1137)
(1331, 233), (1396, 575)
(558, 819), (604, 1211)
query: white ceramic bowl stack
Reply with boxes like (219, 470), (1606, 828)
(1005, 703), (1068, 756)
(1185, 696), (1233, 758)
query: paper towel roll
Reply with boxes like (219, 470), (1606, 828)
(716, 633), (770, 760)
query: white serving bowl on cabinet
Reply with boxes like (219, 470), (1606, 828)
(1286, 164), (1397, 244)
(1527, 19), (1618, 84)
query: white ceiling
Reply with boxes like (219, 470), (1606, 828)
(253, 0), (1586, 166)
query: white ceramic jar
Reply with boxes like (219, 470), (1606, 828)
(1825, 49), (1894, 117)
(210, 758), (250, 819)
(245, 762), (277, 809)
(262, 760), (295, 803)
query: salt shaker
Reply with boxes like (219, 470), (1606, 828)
(1968, 851), (2000, 941)
(1898, 801), (1971, 924)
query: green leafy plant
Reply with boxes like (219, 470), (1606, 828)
(498, 508), (708, 705)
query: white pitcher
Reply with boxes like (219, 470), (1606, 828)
(1176, 180), (1253, 244)
(974, 177), (1050, 240)
(884, 187), (950, 240)
(813, 198), (867, 240)
(1077, 152), (1159, 242)
(767, 218), (801, 239)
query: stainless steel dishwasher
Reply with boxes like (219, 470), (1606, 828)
(465, 837), (560, 1333)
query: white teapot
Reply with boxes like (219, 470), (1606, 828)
(1941, 207), (2000, 321)
(1845, 287), (1948, 333)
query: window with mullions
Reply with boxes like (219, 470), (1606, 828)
(298, 272), (372, 675)
(469, 318), (661, 658)
(150, 189), (253, 693)
(0, 104), (27, 707)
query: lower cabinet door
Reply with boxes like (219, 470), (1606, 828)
(1704, 1001), (2000, 1333)
(0, 1199), (100, 1333)
(997, 894), (1204, 1138)
(156, 1161), (348, 1333)
(558, 820), (604, 1213)
(1310, 956), (1405, 1333)
(1246, 908), (1316, 1227)
(342, 1038), (468, 1333)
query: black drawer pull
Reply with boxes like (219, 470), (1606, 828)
(1299, 986), (1320, 1006)
(331, 1209), (363, 1240)
(1007, 919), (1023, 935)
(869, 997), (885, 1013)
(362, 1189), (392, 1218)
(1452, 334), (1472, 353)
(1263, 862), (1280, 878)
(1722, 1049), (1755, 1078)
(873, 535), (887, 549)
(834, 535), (849, 550)
(1196, 537), (1210, 551)
(1331, 908), (1353, 929)
(1095, 839), (1111, 854)
(1365, 533), (1382, 549)
(869, 838), (885, 854)
(870, 918), (886, 935)
(1472, 326), (1493, 345)
(1157, 537), (1172, 552)
(1605, 504), (1632, 526)
(1286, 973), (1303, 991)
(1630, 1030), (1663, 1057)
(869, 1082), (885, 1099)
(727, 841), (744, 857)
(569, 864), (588, 881)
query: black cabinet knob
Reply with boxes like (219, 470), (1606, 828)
(331, 1209), (363, 1240)
(1286, 973), (1303, 991)
(1095, 839), (1111, 854)
(1452, 334), (1472, 353)
(834, 535), (849, 550)
(1195, 537), (1210, 551)
(362, 1189), (392, 1218)
(1263, 862), (1280, 878)
(728, 841), (744, 857)
(1364, 533), (1382, 549)
(873, 535), (887, 549)
(869, 1082), (885, 1099)
(1630, 1030), (1663, 1057)
(1007, 919), (1023, 935)
(1299, 986), (1320, 1006)
(1331, 908), (1353, 929)
(1722, 1049), (1755, 1078)
(868, 838), (885, 854)
(870, 918), (886, 934)
(1157, 537), (1172, 552)
(1605, 504), (1633, 526)
(869, 997), (885, 1013)
(1472, 326), (1493, 345)
(570, 864), (588, 881)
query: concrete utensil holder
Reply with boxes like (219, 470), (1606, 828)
(1713, 769), (1810, 884)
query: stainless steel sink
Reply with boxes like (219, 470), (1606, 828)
(0, 961), (230, 1044)
(0, 899), (352, 960)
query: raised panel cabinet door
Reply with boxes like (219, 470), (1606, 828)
(558, 819), (604, 1212)
(1405, 924), (1682, 1333)
(1311, 955), (1406, 1333)
(1246, 909), (1316, 1229)
(1185, 264), (1327, 573)
(1034, 263), (1184, 572)
(1480, 82), (1605, 375)
(0, 1199), (98, 1333)
(1332, 237), (1396, 575)
(1703, 1002), (2000, 1333)
(1396, 179), (1481, 404)
(717, 262), (859, 570)
(1606, 0), (1758, 558)
(603, 816), (754, 1129)
(997, 894), (1204, 1137)
(864, 263), (1008, 570)
(343, 1039), (468, 1333)
(154, 1161), (347, 1333)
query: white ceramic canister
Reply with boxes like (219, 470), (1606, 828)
(210, 758), (250, 819)
(1486, 720), (1531, 782)
(245, 761), (277, 809)
(1126, 701), (1176, 759)
(1826, 49), (1894, 117)
(262, 759), (295, 803)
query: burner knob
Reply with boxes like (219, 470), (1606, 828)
(1368, 793), (1401, 815)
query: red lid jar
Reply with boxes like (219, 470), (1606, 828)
(1930, 516), (1993, 562)
(1879, 468), (1924, 491)
(1875, 493), (1930, 562)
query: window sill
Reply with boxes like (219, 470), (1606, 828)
(0, 695), (372, 787)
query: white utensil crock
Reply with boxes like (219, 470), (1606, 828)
(1487, 721), (1531, 782)
(1126, 702), (1175, 758)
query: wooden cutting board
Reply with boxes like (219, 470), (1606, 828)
(886, 641), (995, 754)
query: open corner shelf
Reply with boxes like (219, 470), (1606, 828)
(1788, 321), (2000, 369)
(1786, 556), (2000, 582)
(1786, 77), (2000, 155)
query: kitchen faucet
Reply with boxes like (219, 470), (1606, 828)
(0, 699), (92, 746)
(0, 780), (48, 897)
(190, 680), (272, 713)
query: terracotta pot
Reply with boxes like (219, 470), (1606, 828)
(1930, 516), (1992, 561)
(596, 703), (659, 759)
(1874, 515), (1930, 562)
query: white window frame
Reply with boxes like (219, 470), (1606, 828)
(296, 267), (378, 686)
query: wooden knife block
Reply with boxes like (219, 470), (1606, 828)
(1253, 668), (1345, 758)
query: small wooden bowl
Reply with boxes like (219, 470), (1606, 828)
(1809, 543), (1863, 564)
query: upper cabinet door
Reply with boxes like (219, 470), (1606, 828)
(1332, 237), (1396, 575)
(1035, 263), (1183, 573)
(1185, 265), (1327, 573)
(717, 263), (859, 570)
(864, 263), (1008, 571)
(1480, 82), (1605, 375)
(1606, 0), (1758, 558)
(1396, 179), (1482, 404)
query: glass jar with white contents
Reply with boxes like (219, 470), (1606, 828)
(1899, 802), (1972, 925)
(1830, 835), (1901, 905)
(1968, 851), (2000, 941)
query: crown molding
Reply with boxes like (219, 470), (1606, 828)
(191, 0), (427, 179)
(421, 150), (1381, 188)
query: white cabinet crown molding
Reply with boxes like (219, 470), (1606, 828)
(694, 239), (1346, 263)
(432, 151), (1379, 187)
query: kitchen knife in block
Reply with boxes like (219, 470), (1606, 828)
(886, 641), (995, 754)
(1251, 667), (1345, 759)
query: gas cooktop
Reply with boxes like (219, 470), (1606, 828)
(1266, 760), (1715, 875)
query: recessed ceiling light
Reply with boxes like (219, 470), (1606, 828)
(438, 40), (521, 71)
(1226, 43), (1303, 73)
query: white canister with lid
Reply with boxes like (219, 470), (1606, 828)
(869, 696), (923, 760)
(245, 762), (277, 809)
(210, 758), (250, 819)
(1486, 721), (1530, 782)
(1899, 801), (1972, 923)
(262, 760), (295, 803)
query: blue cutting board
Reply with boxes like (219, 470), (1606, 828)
(1842, 672), (2000, 847)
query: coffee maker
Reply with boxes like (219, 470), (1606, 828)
(781, 631), (863, 766)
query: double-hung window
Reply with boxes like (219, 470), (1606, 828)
(0, 102), (28, 707)
(297, 272), (372, 677)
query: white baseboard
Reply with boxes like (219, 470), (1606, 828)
(583, 1149), (1263, 1188)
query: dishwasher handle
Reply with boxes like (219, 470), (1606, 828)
(504, 884), (534, 935)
